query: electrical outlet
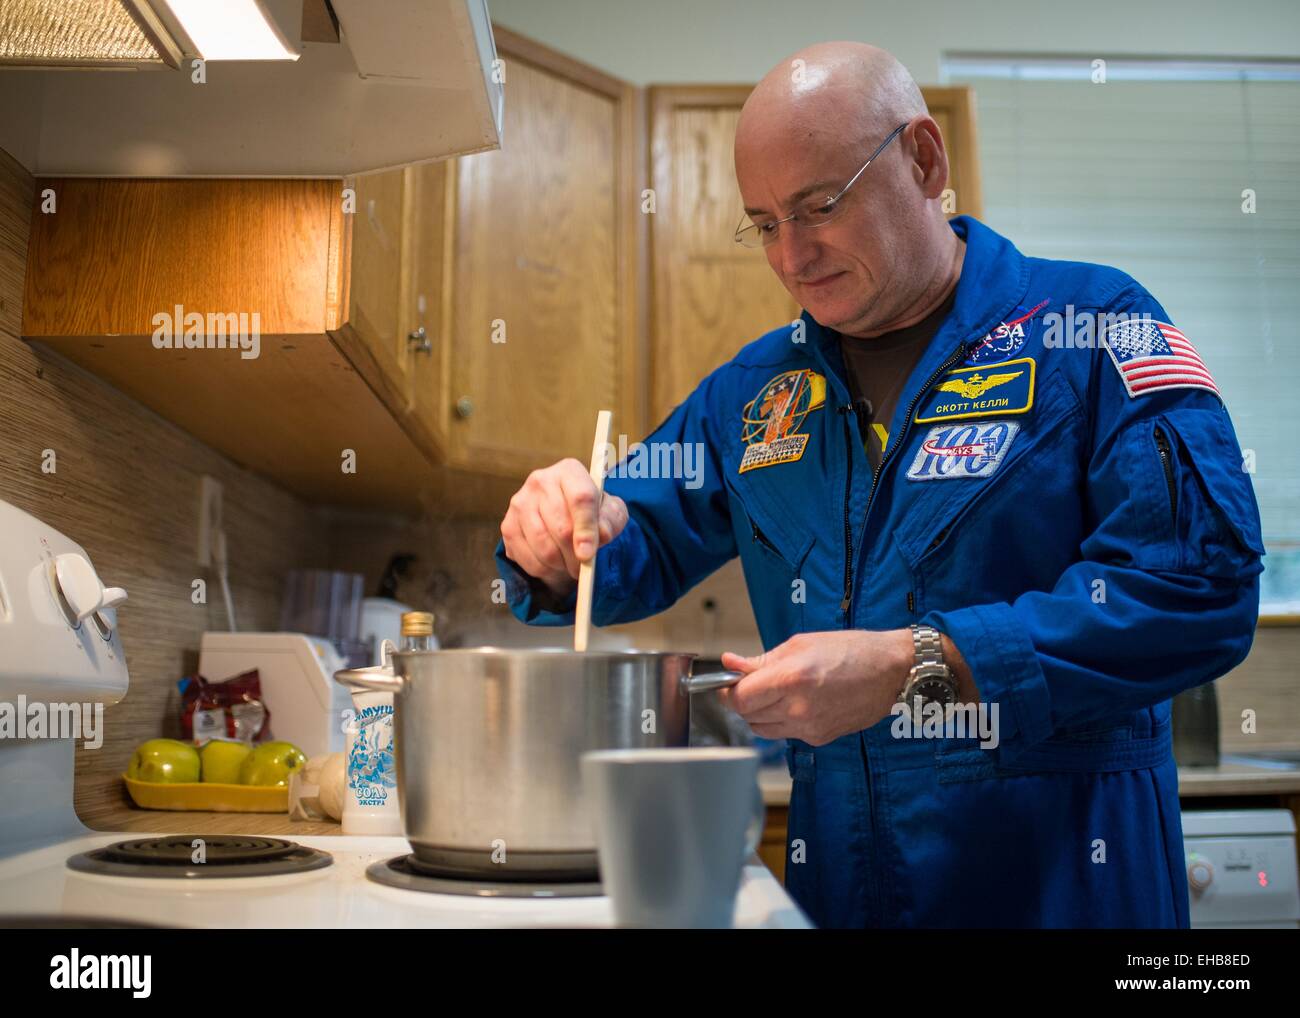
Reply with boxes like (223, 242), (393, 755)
(197, 476), (224, 567)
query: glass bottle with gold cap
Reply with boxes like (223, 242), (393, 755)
(399, 611), (436, 652)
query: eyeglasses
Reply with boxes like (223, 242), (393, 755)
(734, 123), (907, 249)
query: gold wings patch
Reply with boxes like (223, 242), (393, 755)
(936, 370), (1024, 401)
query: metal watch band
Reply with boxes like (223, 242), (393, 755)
(910, 624), (945, 670)
(898, 624), (957, 709)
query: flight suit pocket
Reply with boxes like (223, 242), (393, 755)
(935, 719), (1173, 783)
(893, 371), (1082, 568)
(725, 483), (814, 643)
(1148, 407), (1265, 577)
(893, 372), (1084, 613)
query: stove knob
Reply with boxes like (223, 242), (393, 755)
(53, 552), (128, 626)
(1188, 858), (1214, 893)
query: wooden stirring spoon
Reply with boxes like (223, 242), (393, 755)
(574, 409), (612, 653)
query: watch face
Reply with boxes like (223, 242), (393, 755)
(909, 677), (958, 709)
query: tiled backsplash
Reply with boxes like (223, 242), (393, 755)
(322, 509), (766, 658)
(0, 148), (332, 824)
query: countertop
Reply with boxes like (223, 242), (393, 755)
(758, 758), (1300, 806)
(86, 806), (343, 837)
(1, 832), (810, 929)
(85, 756), (1300, 835)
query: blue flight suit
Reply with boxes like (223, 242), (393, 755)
(495, 215), (1263, 928)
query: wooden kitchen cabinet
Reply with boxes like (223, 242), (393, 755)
(21, 172), (508, 516)
(647, 87), (799, 425)
(646, 84), (983, 423)
(330, 162), (448, 463)
(404, 27), (644, 476)
(332, 28), (645, 484)
(341, 168), (416, 413)
(21, 28), (643, 515)
(404, 159), (454, 454)
(20, 177), (455, 513)
(443, 48), (637, 474)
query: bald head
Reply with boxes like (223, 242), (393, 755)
(733, 42), (961, 339)
(737, 42), (927, 159)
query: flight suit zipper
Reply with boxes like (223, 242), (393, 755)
(863, 342), (969, 533)
(836, 341), (968, 622)
(839, 406), (855, 614)
(1153, 425), (1177, 525)
(859, 343), (967, 924)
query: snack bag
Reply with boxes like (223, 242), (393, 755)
(178, 669), (270, 745)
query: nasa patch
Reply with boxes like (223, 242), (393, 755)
(906, 421), (1021, 481)
(965, 299), (1049, 366)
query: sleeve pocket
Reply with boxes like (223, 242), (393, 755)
(1159, 407), (1265, 577)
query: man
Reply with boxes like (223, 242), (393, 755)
(495, 42), (1263, 928)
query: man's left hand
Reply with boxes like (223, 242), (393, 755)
(718, 630), (915, 746)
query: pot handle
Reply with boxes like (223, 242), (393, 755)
(680, 670), (744, 694)
(334, 664), (403, 694)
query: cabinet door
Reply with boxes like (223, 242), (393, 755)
(922, 86), (983, 219)
(347, 168), (413, 409)
(648, 88), (799, 424)
(445, 52), (634, 474)
(646, 85), (983, 424)
(406, 159), (452, 453)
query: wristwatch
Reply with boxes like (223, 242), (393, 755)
(898, 624), (959, 712)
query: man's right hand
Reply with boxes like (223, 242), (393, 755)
(499, 458), (629, 598)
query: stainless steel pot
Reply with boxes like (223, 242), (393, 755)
(335, 648), (741, 880)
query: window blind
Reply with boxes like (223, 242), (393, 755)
(945, 67), (1300, 608)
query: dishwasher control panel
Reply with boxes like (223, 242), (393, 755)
(1183, 810), (1299, 928)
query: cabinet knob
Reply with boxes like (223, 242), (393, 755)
(455, 396), (474, 419)
(407, 327), (431, 354)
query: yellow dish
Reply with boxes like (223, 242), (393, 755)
(122, 774), (288, 813)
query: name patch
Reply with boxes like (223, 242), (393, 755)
(915, 357), (1036, 423)
(906, 421), (1021, 481)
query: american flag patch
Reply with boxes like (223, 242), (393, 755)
(1101, 319), (1219, 399)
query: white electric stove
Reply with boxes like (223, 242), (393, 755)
(0, 499), (806, 929)
(0, 831), (803, 929)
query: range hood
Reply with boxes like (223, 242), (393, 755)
(0, 0), (504, 176)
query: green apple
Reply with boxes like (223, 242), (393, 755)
(199, 739), (252, 784)
(239, 741), (307, 787)
(127, 738), (200, 784)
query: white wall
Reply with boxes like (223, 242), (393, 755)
(488, 0), (1300, 85)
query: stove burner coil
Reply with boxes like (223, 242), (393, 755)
(67, 836), (333, 879)
(365, 855), (603, 898)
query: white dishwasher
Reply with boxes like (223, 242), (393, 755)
(1182, 810), (1300, 928)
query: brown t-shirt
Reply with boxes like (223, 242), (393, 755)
(838, 288), (957, 470)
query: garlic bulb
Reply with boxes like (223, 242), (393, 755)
(317, 752), (346, 821)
